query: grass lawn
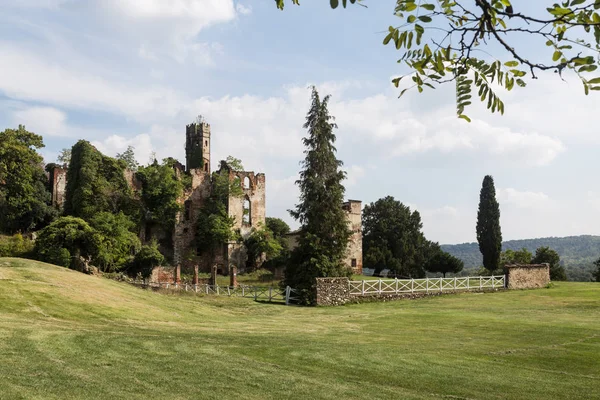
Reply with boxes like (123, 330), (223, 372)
(1, 257), (599, 400)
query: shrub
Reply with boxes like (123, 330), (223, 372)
(129, 240), (164, 279)
(0, 234), (35, 258)
(34, 216), (100, 269)
(89, 212), (141, 272)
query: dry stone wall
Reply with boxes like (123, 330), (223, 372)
(315, 278), (351, 306)
(505, 264), (550, 289)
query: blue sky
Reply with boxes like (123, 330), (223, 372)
(1, 0), (599, 244)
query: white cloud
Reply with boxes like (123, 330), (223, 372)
(0, 0), (69, 9)
(13, 106), (69, 137)
(236, 3), (252, 15)
(497, 188), (555, 210)
(346, 165), (366, 187)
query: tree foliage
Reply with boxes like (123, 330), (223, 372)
(262, 217), (292, 271)
(425, 251), (464, 277)
(284, 87), (352, 304)
(276, 0), (600, 120)
(57, 148), (71, 165)
(89, 212), (141, 272)
(476, 175), (502, 273)
(64, 140), (134, 222)
(116, 145), (139, 171)
(129, 240), (164, 279)
(244, 226), (283, 271)
(136, 159), (184, 235)
(0, 125), (56, 234)
(363, 196), (440, 278)
(593, 257), (600, 282)
(195, 168), (238, 263)
(532, 246), (567, 281)
(34, 216), (100, 270)
(500, 247), (532, 266)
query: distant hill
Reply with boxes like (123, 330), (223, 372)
(441, 235), (600, 282)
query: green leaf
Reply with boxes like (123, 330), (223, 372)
(587, 77), (600, 84)
(330, 0), (339, 8)
(458, 114), (472, 122)
(552, 51), (562, 62)
(420, 4), (435, 11)
(504, 61), (519, 67)
(418, 15), (433, 23)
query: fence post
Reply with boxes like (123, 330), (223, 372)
(362, 280), (365, 295)
(411, 279), (414, 293)
(185, 284), (188, 292)
(479, 276), (482, 290)
(216, 285), (220, 295)
(242, 286), (245, 297)
(492, 275), (495, 289)
(440, 277), (443, 292)
(254, 287), (258, 301)
(395, 278), (398, 293)
(269, 287), (273, 302)
(454, 277), (457, 290)
(285, 286), (290, 305)
(378, 279), (382, 294)
(426, 278), (429, 294)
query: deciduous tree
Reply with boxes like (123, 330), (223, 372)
(476, 175), (502, 273)
(0, 125), (56, 234)
(284, 87), (352, 304)
(532, 246), (567, 281)
(275, 1), (600, 120)
(425, 251), (464, 278)
(363, 196), (439, 278)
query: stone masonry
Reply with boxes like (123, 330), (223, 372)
(505, 263), (550, 289)
(48, 117), (267, 276)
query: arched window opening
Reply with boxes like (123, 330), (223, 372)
(204, 162), (208, 172)
(184, 200), (192, 221)
(243, 176), (251, 189)
(243, 196), (251, 226)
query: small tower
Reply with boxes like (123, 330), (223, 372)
(185, 115), (211, 173)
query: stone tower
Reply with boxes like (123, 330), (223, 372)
(185, 115), (211, 173)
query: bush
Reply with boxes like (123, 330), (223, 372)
(34, 216), (100, 269)
(129, 240), (164, 279)
(89, 212), (141, 272)
(0, 234), (35, 258)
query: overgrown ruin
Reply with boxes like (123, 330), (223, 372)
(48, 117), (362, 277)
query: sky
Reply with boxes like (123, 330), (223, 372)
(1, 0), (599, 245)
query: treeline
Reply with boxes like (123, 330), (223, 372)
(442, 236), (600, 281)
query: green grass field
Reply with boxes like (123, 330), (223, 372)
(1, 258), (599, 400)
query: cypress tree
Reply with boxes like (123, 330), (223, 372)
(476, 175), (502, 273)
(284, 87), (352, 304)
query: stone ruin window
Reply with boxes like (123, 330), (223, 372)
(351, 259), (357, 268)
(205, 140), (208, 146)
(243, 176), (251, 189)
(184, 200), (192, 221)
(204, 163), (208, 172)
(243, 196), (251, 226)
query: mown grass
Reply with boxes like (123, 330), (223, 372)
(0, 257), (599, 400)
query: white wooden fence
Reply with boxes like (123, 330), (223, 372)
(349, 275), (505, 296)
(132, 281), (300, 304)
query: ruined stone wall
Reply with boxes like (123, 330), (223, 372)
(343, 200), (363, 275)
(506, 264), (550, 289)
(227, 171), (266, 239)
(150, 266), (174, 283)
(172, 168), (212, 271)
(49, 166), (68, 210)
(315, 277), (351, 306)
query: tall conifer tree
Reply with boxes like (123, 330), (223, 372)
(285, 87), (351, 304)
(476, 175), (502, 273)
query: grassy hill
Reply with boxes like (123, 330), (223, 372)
(1, 258), (599, 399)
(442, 235), (600, 281)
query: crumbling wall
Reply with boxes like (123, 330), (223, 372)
(228, 171), (266, 240)
(150, 266), (174, 283)
(315, 277), (351, 306)
(172, 168), (212, 270)
(506, 264), (550, 289)
(49, 166), (68, 210)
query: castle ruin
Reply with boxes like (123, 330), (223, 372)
(49, 117), (362, 276)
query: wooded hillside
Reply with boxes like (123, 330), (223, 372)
(442, 235), (600, 281)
